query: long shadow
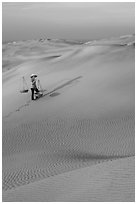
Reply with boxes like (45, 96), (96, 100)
(40, 55), (61, 60)
(42, 76), (82, 98)
(3, 76), (82, 118)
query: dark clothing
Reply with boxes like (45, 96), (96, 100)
(31, 77), (38, 89)
(31, 87), (39, 100)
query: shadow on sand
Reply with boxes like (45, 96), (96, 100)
(53, 149), (133, 162)
(42, 76), (82, 98)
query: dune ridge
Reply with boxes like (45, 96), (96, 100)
(3, 156), (134, 202)
(3, 35), (135, 201)
(3, 112), (134, 191)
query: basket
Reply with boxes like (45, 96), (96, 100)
(20, 89), (29, 93)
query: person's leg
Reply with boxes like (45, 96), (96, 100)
(31, 88), (34, 100)
(35, 87), (39, 93)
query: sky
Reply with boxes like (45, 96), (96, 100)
(2, 2), (135, 42)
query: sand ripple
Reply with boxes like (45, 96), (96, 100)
(3, 113), (134, 191)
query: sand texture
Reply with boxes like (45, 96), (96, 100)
(2, 35), (135, 202)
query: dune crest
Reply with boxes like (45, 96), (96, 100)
(2, 35), (135, 201)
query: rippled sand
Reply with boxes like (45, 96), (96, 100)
(2, 35), (135, 201)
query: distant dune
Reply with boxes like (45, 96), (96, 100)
(2, 35), (135, 201)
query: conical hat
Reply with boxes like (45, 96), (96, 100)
(30, 74), (37, 78)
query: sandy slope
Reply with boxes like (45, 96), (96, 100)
(2, 35), (135, 201)
(3, 156), (134, 202)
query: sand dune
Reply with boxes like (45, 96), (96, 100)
(3, 114), (134, 191)
(3, 156), (134, 202)
(2, 35), (135, 201)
